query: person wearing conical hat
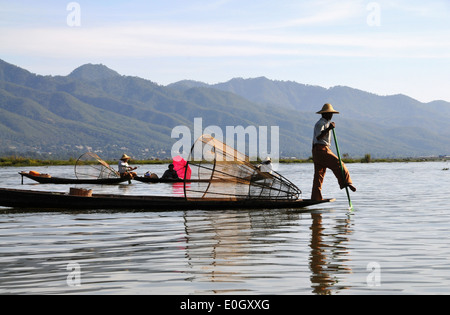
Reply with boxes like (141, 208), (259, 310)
(311, 103), (356, 201)
(118, 154), (137, 179)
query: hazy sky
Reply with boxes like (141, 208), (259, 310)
(1, 0), (449, 102)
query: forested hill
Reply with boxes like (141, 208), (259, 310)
(1, 59), (449, 159)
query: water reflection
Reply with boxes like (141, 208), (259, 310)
(309, 212), (353, 295)
(0, 207), (353, 294)
(181, 209), (353, 295)
(183, 211), (253, 286)
(172, 182), (186, 196)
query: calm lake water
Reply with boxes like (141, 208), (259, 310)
(0, 161), (449, 295)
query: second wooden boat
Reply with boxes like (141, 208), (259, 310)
(19, 171), (129, 185)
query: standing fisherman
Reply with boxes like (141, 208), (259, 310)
(311, 103), (356, 201)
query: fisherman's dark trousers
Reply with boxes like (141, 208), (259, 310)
(311, 144), (353, 201)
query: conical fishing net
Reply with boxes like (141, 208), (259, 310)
(184, 135), (301, 200)
(74, 152), (120, 179)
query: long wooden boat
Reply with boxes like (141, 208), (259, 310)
(0, 187), (335, 211)
(19, 172), (129, 185)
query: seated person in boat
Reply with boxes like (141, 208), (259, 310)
(258, 157), (273, 174)
(118, 154), (137, 179)
(252, 157), (274, 181)
(161, 164), (180, 180)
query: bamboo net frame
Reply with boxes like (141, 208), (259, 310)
(184, 135), (301, 201)
(74, 152), (120, 179)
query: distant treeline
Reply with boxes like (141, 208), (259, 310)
(0, 155), (446, 167)
(0, 156), (76, 167)
(0, 156), (173, 167)
(281, 154), (447, 164)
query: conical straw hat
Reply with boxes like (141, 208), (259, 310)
(316, 103), (339, 114)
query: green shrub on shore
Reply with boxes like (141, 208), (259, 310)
(0, 156), (75, 167)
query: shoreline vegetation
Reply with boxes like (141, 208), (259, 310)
(0, 155), (448, 167)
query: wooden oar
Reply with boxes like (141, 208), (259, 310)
(332, 128), (354, 212)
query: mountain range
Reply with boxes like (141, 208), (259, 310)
(0, 58), (449, 160)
